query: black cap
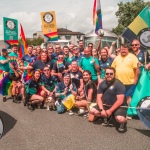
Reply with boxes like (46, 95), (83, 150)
(64, 73), (70, 78)
(2, 48), (7, 52)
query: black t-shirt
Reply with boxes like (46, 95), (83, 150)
(52, 61), (70, 73)
(97, 79), (125, 105)
(84, 80), (97, 102)
(32, 60), (53, 70)
(69, 70), (83, 89)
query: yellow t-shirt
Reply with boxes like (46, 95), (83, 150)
(111, 53), (138, 85)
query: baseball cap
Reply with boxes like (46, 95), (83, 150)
(64, 73), (70, 78)
(2, 48), (7, 52)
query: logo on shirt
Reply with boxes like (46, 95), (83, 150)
(109, 86), (114, 90)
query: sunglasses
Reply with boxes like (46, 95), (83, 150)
(73, 48), (78, 50)
(58, 57), (63, 59)
(44, 69), (50, 71)
(132, 44), (139, 47)
(56, 47), (60, 49)
(106, 73), (113, 76)
(88, 46), (93, 48)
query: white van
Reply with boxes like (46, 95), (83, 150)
(41, 40), (71, 49)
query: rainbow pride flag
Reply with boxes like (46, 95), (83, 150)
(57, 60), (64, 68)
(122, 6), (150, 50)
(93, 0), (103, 34)
(0, 73), (12, 96)
(44, 31), (58, 41)
(20, 23), (27, 56)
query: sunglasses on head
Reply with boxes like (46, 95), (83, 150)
(132, 44), (139, 46)
(106, 73), (113, 76)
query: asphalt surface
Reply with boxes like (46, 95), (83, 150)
(0, 96), (150, 150)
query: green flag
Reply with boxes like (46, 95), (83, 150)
(3, 17), (18, 48)
(127, 66), (150, 116)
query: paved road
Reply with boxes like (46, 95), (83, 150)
(0, 96), (150, 150)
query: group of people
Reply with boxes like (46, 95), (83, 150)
(0, 38), (150, 133)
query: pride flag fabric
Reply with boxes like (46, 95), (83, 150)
(93, 0), (103, 34)
(20, 23), (28, 56)
(122, 6), (150, 50)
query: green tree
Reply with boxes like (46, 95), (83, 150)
(112, 0), (150, 35)
(19, 37), (44, 46)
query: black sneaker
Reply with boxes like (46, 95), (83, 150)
(3, 96), (7, 102)
(28, 104), (35, 111)
(118, 122), (127, 132)
(102, 116), (112, 126)
(13, 96), (21, 104)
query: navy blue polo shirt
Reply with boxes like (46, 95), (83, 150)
(136, 50), (150, 64)
(56, 82), (77, 100)
(97, 79), (125, 105)
(99, 57), (114, 69)
(22, 54), (37, 63)
(32, 60), (53, 70)
(71, 54), (84, 63)
(41, 74), (57, 92)
(52, 61), (70, 73)
(25, 79), (43, 95)
(69, 70), (83, 89)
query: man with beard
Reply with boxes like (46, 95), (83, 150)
(111, 44), (139, 108)
(78, 40), (84, 54)
(131, 39), (150, 67)
(89, 67), (127, 132)
(99, 48), (114, 80)
(22, 45), (36, 63)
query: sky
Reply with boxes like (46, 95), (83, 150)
(0, 0), (148, 39)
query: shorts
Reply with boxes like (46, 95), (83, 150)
(124, 84), (136, 97)
(9, 73), (21, 81)
(93, 105), (127, 118)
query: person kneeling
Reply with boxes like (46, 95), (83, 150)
(89, 67), (127, 132)
(55, 73), (77, 114)
(25, 70), (51, 110)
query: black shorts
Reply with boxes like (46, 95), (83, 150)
(93, 105), (127, 118)
(9, 73), (21, 81)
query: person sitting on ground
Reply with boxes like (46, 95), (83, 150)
(24, 70), (51, 110)
(75, 70), (97, 117)
(89, 67), (127, 132)
(55, 73), (77, 114)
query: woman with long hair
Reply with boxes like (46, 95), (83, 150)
(25, 70), (51, 110)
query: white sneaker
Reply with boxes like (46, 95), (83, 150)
(69, 110), (74, 116)
(78, 109), (85, 114)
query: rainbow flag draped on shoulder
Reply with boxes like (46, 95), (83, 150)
(122, 6), (150, 50)
(93, 0), (103, 34)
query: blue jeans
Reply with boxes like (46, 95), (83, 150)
(56, 103), (66, 114)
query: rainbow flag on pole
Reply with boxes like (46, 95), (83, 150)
(93, 0), (103, 34)
(20, 23), (27, 57)
(122, 6), (150, 50)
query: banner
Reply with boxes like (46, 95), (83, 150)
(40, 11), (58, 42)
(93, 0), (103, 34)
(127, 67), (150, 116)
(3, 17), (18, 48)
(122, 6), (150, 50)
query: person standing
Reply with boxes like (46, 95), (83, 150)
(111, 44), (139, 107)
